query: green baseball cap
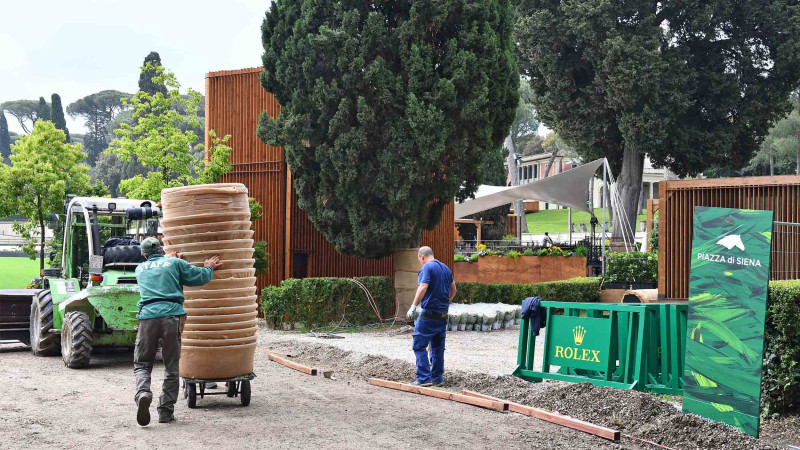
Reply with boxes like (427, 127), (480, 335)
(141, 237), (163, 255)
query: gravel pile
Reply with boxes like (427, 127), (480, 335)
(262, 335), (789, 450)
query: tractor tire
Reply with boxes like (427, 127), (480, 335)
(29, 290), (59, 356)
(61, 311), (93, 368)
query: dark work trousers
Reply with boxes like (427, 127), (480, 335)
(134, 316), (181, 418)
(412, 317), (447, 384)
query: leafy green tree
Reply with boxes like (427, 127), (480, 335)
(517, 0), (800, 242)
(1, 99), (40, 134)
(747, 91), (800, 176)
(138, 51), (168, 96)
(511, 79), (543, 157)
(0, 121), (91, 273)
(36, 97), (51, 123)
(50, 93), (70, 143)
(67, 90), (131, 166)
(258, 0), (519, 258)
(0, 113), (10, 163)
(108, 63), (231, 201)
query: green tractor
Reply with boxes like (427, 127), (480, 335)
(30, 196), (161, 368)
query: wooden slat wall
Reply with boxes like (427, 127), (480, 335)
(207, 68), (286, 292)
(659, 175), (800, 299)
(287, 187), (455, 278)
(207, 67), (455, 290)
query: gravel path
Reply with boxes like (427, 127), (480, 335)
(266, 324), (544, 376)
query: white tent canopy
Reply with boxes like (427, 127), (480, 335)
(454, 158), (605, 219)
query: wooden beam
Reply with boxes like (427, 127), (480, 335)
(454, 219), (495, 225)
(268, 353), (318, 376)
(460, 390), (620, 442)
(368, 378), (505, 411)
(663, 174), (800, 190)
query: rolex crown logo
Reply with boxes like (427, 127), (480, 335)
(572, 326), (586, 346)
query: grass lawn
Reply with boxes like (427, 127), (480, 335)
(0, 257), (41, 289)
(525, 208), (646, 234)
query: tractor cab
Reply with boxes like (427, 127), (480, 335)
(31, 196), (162, 368)
(59, 196), (162, 288)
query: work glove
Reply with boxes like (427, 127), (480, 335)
(406, 305), (418, 322)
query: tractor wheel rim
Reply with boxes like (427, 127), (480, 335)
(62, 322), (71, 359)
(31, 304), (40, 346)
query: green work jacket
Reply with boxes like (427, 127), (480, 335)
(134, 254), (214, 320)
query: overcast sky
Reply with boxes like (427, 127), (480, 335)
(1, 0), (270, 135)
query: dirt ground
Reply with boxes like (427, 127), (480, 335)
(1, 324), (797, 450)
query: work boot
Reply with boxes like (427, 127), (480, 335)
(409, 380), (432, 387)
(136, 392), (152, 426)
(158, 414), (175, 424)
(431, 381), (444, 387)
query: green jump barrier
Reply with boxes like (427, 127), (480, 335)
(513, 301), (687, 394)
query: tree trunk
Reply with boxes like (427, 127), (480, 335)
(37, 196), (45, 274)
(505, 134), (528, 234)
(770, 155), (775, 176)
(543, 149), (559, 179)
(611, 145), (645, 246)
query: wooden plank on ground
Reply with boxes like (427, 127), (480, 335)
(268, 353), (317, 376)
(368, 379), (505, 411)
(461, 390), (619, 442)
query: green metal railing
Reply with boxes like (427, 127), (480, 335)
(513, 301), (687, 394)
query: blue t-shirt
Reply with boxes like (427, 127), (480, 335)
(418, 259), (454, 314)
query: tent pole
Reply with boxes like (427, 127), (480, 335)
(601, 159), (608, 276)
(568, 207), (572, 245)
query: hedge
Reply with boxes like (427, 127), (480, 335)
(453, 277), (601, 304)
(763, 280), (800, 416)
(260, 276), (395, 328)
(604, 251), (658, 283)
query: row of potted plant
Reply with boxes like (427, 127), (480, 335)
(454, 244), (588, 263)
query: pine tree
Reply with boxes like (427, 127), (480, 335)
(258, 0), (519, 259)
(517, 0), (800, 243)
(138, 51), (168, 96)
(50, 93), (70, 143)
(0, 113), (10, 163)
(36, 97), (51, 123)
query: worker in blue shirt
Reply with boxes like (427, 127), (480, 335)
(405, 246), (456, 386)
(133, 237), (222, 426)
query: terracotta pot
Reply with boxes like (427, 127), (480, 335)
(179, 342), (256, 379)
(164, 239), (254, 254)
(179, 248), (255, 263)
(162, 201), (250, 219)
(161, 211), (251, 228)
(183, 318), (258, 331)
(162, 183), (248, 200)
(161, 221), (252, 238)
(184, 311), (258, 324)
(183, 303), (258, 316)
(182, 335), (258, 347)
(182, 326), (258, 340)
(184, 277), (257, 291)
(183, 295), (257, 309)
(184, 286), (257, 300)
(184, 259), (256, 271)
(162, 230), (254, 246)
(212, 268), (256, 279)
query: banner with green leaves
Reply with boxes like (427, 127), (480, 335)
(683, 206), (773, 437)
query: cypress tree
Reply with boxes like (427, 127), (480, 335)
(0, 113), (10, 163)
(138, 51), (168, 96)
(36, 97), (51, 122)
(50, 93), (70, 142)
(258, 0), (518, 258)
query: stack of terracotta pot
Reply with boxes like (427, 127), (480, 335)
(160, 183), (258, 379)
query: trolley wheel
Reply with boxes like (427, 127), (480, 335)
(187, 382), (197, 408)
(240, 380), (251, 406)
(226, 381), (238, 398)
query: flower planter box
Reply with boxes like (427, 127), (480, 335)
(454, 256), (586, 284)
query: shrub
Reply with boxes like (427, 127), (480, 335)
(454, 254), (467, 263)
(536, 248), (549, 257)
(260, 276), (395, 328)
(548, 246), (567, 256)
(453, 277), (601, 304)
(762, 280), (800, 416)
(523, 248), (534, 256)
(502, 234), (516, 241)
(574, 245), (588, 257)
(470, 254), (480, 263)
(505, 250), (521, 260)
(605, 251), (658, 282)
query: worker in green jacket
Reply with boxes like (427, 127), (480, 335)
(134, 237), (222, 426)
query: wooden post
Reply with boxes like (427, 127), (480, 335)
(476, 224), (482, 245)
